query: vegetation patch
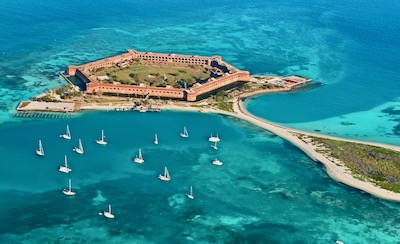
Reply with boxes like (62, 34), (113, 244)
(311, 137), (400, 192)
(94, 62), (210, 89)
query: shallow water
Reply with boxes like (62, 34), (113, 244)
(0, 111), (399, 243)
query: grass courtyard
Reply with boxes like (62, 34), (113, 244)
(93, 62), (210, 89)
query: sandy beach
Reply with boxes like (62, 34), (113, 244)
(78, 96), (400, 201)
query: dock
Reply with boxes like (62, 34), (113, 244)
(12, 111), (78, 119)
(17, 101), (75, 113)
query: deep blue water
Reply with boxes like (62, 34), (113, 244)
(0, 0), (400, 243)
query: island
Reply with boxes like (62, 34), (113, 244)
(16, 49), (400, 201)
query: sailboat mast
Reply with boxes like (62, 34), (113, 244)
(39, 140), (44, 154)
(109, 204), (112, 213)
(165, 167), (170, 179)
(65, 155), (68, 167)
(102, 130), (104, 140)
(68, 179), (72, 191)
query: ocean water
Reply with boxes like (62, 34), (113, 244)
(0, 0), (399, 243)
(1, 111), (400, 243)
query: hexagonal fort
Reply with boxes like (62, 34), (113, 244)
(67, 50), (251, 101)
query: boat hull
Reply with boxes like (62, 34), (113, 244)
(212, 160), (223, 166)
(208, 138), (220, 142)
(96, 140), (107, 145)
(36, 150), (44, 156)
(134, 158), (144, 164)
(61, 134), (71, 140)
(158, 175), (171, 181)
(104, 212), (115, 219)
(63, 190), (76, 196)
(59, 166), (72, 173)
(73, 148), (84, 154)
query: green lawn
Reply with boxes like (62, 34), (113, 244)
(94, 63), (210, 88)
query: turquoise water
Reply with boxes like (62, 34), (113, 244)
(0, 0), (400, 243)
(1, 111), (400, 243)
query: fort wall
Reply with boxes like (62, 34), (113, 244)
(68, 49), (251, 101)
(67, 50), (222, 76)
(87, 83), (185, 99)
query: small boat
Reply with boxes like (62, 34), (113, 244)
(60, 125), (71, 140)
(211, 141), (218, 150)
(208, 134), (220, 142)
(73, 139), (84, 154)
(212, 158), (223, 166)
(59, 155), (72, 173)
(96, 130), (107, 145)
(62, 179), (76, 196)
(133, 149), (144, 164)
(103, 204), (115, 219)
(180, 126), (189, 138)
(185, 186), (194, 199)
(158, 167), (171, 181)
(335, 241), (344, 244)
(154, 134), (158, 145)
(36, 140), (45, 156)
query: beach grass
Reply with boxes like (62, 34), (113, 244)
(311, 137), (400, 193)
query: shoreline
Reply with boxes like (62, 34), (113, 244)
(75, 95), (400, 201)
(232, 96), (400, 202)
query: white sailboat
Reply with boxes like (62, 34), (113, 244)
(180, 126), (189, 138)
(62, 179), (76, 196)
(133, 149), (144, 164)
(211, 141), (218, 150)
(103, 204), (115, 219)
(158, 167), (171, 181)
(212, 158), (223, 166)
(96, 130), (107, 145)
(208, 134), (220, 142)
(36, 140), (44, 156)
(60, 125), (71, 140)
(73, 139), (84, 154)
(59, 155), (72, 173)
(185, 186), (194, 199)
(154, 134), (158, 145)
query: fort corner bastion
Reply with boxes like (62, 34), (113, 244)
(67, 49), (251, 102)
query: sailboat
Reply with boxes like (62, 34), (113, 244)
(59, 155), (72, 173)
(60, 125), (71, 140)
(185, 186), (194, 199)
(154, 134), (158, 145)
(212, 158), (223, 166)
(211, 141), (218, 150)
(180, 126), (189, 138)
(62, 179), (76, 196)
(158, 167), (171, 181)
(133, 149), (144, 164)
(208, 134), (220, 142)
(73, 139), (84, 154)
(36, 140), (45, 156)
(103, 204), (115, 219)
(96, 130), (107, 145)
